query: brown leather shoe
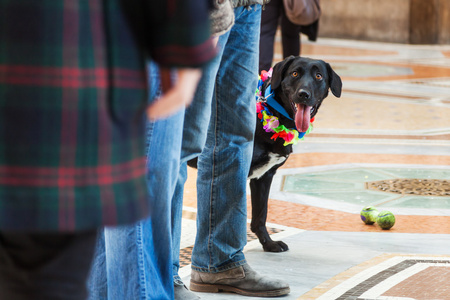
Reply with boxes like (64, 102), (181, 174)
(190, 263), (290, 297)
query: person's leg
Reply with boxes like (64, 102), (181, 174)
(191, 4), (260, 274)
(189, 6), (290, 296)
(259, 0), (282, 72)
(280, 8), (302, 58)
(88, 63), (184, 300)
(138, 106), (185, 299)
(87, 230), (108, 299)
(171, 33), (227, 300)
(0, 231), (97, 300)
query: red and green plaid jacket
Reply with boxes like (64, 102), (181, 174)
(0, 0), (216, 232)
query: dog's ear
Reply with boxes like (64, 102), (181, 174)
(271, 56), (296, 89)
(326, 63), (342, 98)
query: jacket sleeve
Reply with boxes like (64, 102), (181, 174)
(121, 0), (217, 68)
(210, 0), (234, 37)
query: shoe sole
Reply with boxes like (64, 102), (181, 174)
(190, 280), (290, 297)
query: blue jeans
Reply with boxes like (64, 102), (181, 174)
(88, 64), (184, 300)
(172, 5), (261, 279)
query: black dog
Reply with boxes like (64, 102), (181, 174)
(188, 56), (342, 252)
(248, 56), (342, 252)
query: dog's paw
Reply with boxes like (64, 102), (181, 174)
(262, 240), (289, 252)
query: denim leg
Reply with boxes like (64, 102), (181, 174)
(87, 230), (108, 300)
(191, 5), (261, 273)
(171, 36), (226, 281)
(171, 161), (187, 284)
(88, 225), (143, 300)
(105, 226), (142, 298)
(142, 107), (185, 298)
(88, 62), (184, 299)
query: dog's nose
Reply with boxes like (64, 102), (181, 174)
(298, 89), (311, 101)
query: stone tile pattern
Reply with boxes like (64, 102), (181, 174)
(383, 266), (450, 300)
(334, 259), (450, 300)
(301, 255), (450, 300)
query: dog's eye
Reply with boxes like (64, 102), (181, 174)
(315, 73), (323, 80)
(292, 71), (298, 77)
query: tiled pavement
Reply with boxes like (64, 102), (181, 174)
(178, 36), (450, 300)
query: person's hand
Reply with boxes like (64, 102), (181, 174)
(146, 37), (218, 121)
(212, 36), (219, 47)
(146, 68), (202, 121)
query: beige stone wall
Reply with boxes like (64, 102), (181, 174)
(318, 0), (450, 44)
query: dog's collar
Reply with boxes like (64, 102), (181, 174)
(255, 69), (293, 121)
(264, 85), (293, 121)
(256, 101), (314, 146)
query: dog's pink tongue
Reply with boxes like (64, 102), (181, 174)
(295, 104), (311, 132)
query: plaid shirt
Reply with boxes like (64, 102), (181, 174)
(0, 0), (215, 232)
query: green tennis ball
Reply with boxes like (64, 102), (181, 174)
(377, 211), (396, 230)
(360, 206), (379, 225)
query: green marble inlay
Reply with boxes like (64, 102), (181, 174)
(300, 191), (392, 205)
(380, 168), (450, 180)
(282, 166), (450, 209)
(293, 169), (389, 183)
(380, 196), (450, 209)
(283, 178), (360, 192)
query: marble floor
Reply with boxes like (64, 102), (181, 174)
(178, 36), (450, 300)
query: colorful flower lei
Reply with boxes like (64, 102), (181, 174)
(257, 101), (314, 146)
(255, 69), (273, 99)
(255, 68), (314, 146)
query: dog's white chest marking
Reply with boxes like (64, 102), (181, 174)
(249, 153), (286, 180)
